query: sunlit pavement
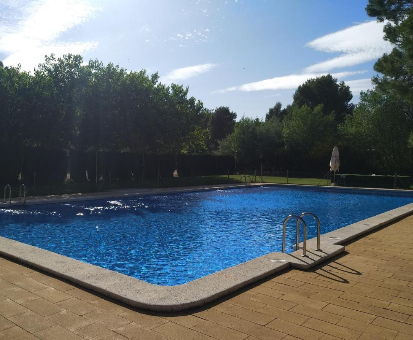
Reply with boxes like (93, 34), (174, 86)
(1, 215), (413, 340)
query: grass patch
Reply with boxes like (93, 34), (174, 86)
(5, 174), (330, 199)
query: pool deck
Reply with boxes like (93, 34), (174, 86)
(1, 213), (413, 339)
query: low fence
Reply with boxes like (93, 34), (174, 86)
(1, 147), (411, 198)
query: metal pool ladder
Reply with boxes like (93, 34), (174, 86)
(3, 184), (11, 207)
(282, 212), (322, 256)
(282, 215), (308, 256)
(19, 184), (26, 205)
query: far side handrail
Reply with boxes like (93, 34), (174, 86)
(19, 184), (26, 205)
(3, 184), (11, 207)
(282, 215), (307, 257)
(300, 212), (321, 251)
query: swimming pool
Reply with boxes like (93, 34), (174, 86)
(1, 185), (412, 286)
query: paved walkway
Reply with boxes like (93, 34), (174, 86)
(1, 216), (413, 340)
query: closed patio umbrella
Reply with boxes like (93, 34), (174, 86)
(330, 146), (340, 185)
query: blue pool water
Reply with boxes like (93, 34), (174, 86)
(0, 186), (412, 285)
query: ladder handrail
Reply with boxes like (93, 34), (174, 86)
(282, 215), (307, 256)
(19, 184), (26, 205)
(300, 212), (321, 251)
(3, 184), (11, 207)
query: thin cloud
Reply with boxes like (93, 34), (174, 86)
(304, 20), (393, 73)
(162, 63), (217, 83)
(0, 0), (100, 71)
(215, 71), (366, 93)
(345, 78), (374, 95)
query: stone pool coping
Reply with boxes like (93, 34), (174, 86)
(1, 184), (413, 312)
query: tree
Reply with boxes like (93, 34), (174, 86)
(229, 117), (261, 167)
(208, 106), (237, 150)
(256, 117), (284, 168)
(340, 89), (413, 173)
(283, 104), (337, 168)
(265, 102), (289, 122)
(366, 0), (413, 102)
(293, 74), (354, 122)
(181, 126), (210, 155)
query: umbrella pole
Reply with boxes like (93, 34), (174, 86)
(334, 171), (336, 186)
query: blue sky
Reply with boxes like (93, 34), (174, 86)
(0, 0), (392, 120)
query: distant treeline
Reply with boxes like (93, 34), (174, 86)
(1, 44), (413, 179)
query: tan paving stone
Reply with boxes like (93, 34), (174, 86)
(192, 318), (249, 340)
(25, 273), (75, 292)
(34, 287), (72, 303)
(392, 296), (413, 308)
(194, 309), (286, 340)
(66, 287), (101, 302)
(308, 289), (344, 303)
(0, 279), (17, 291)
(247, 292), (298, 310)
(45, 310), (93, 331)
(372, 317), (413, 335)
(280, 293), (328, 310)
(323, 303), (376, 323)
(267, 318), (324, 340)
(83, 309), (131, 329)
(387, 302), (413, 316)
(0, 325), (39, 340)
(97, 333), (130, 340)
(319, 335), (342, 340)
(289, 304), (342, 325)
(56, 297), (99, 315)
(214, 303), (276, 325)
(264, 282), (314, 297)
(325, 296), (408, 323)
(117, 322), (170, 340)
(118, 310), (168, 329)
(303, 318), (362, 340)
(0, 262), (33, 275)
(231, 293), (297, 312)
(0, 287), (40, 304)
(35, 325), (84, 340)
(0, 298), (28, 317)
(88, 298), (132, 315)
(398, 289), (413, 301)
(0, 272), (25, 283)
(250, 286), (285, 298)
(22, 297), (64, 316)
(337, 316), (398, 339)
(167, 314), (203, 328)
(74, 322), (127, 340)
(338, 292), (391, 308)
(0, 315), (14, 331)
(8, 310), (53, 333)
(394, 332), (413, 340)
(12, 277), (49, 292)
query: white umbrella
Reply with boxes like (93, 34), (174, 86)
(330, 146), (340, 185)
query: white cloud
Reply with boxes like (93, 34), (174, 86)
(345, 78), (374, 94)
(216, 71), (365, 93)
(304, 20), (393, 72)
(162, 63), (217, 82)
(0, 0), (99, 71)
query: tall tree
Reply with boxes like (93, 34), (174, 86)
(229, 117), (260, 167)
(265, 102), (289, 122)
(283, 104), (337, 168)
(340, 89), (413, 173)
(366, 0), (413, 102)
(293, 74), (354, 123)
(208, 106), (237, 150)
